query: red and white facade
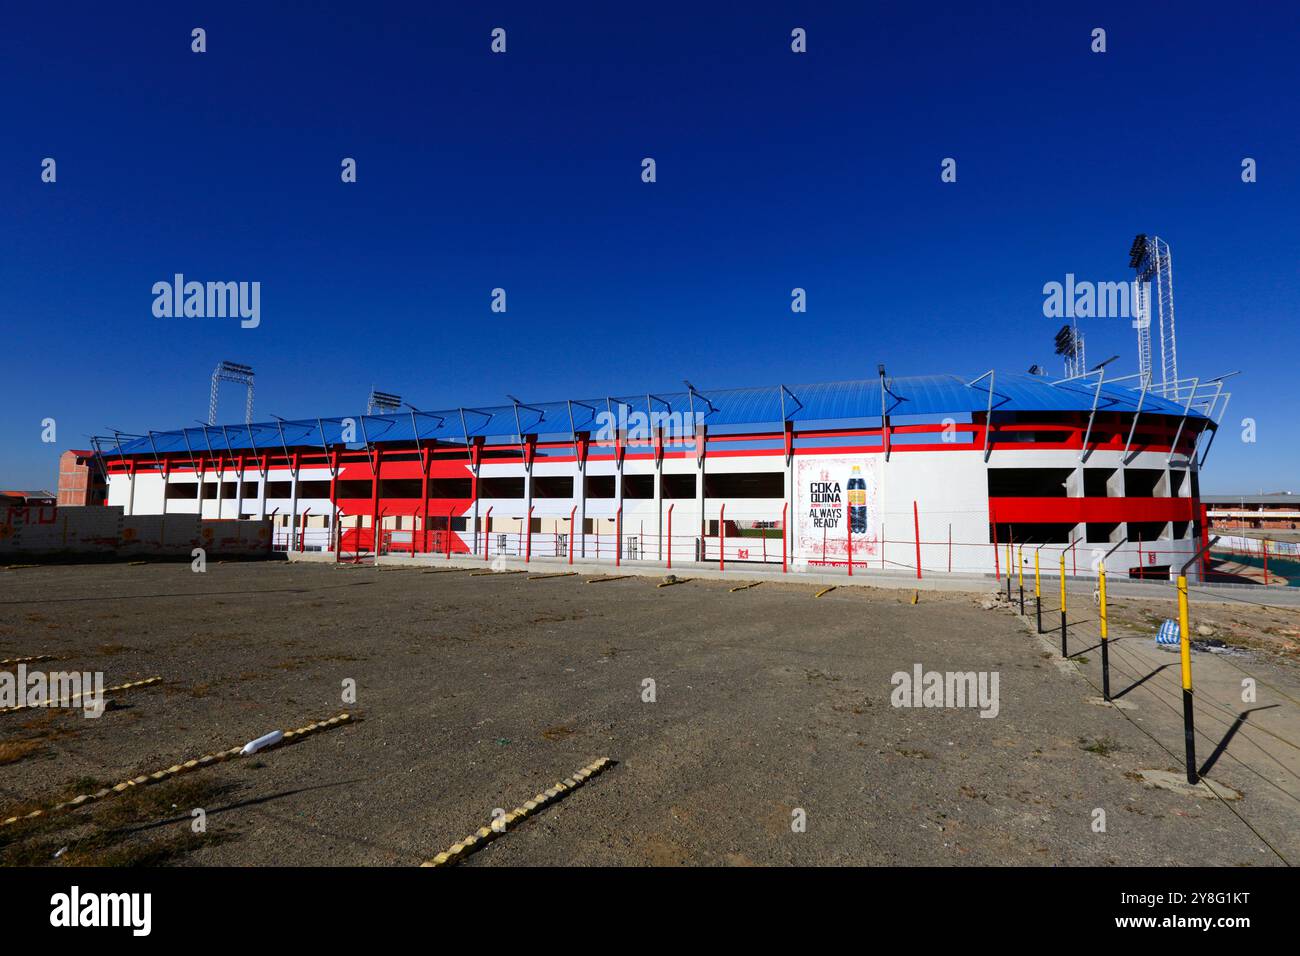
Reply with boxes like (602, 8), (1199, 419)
(101, 383), (1214, 581)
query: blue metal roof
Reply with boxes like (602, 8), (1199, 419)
(103, 372), (1207, 457)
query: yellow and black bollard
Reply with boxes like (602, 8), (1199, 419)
(1178, 574), (1198, 784)
(1017, 545), (1025, 615)
(1099, 562), (1110, 701)
(1059, 552), (1067, 657)
(1005, 541), (1012, 603)
(1034, 547), (1042, 633)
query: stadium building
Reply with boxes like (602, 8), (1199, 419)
(95, 369), (1224, 581)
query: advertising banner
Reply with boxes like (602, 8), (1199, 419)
(795, 455), (880, 562)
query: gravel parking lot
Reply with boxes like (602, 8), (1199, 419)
(0, 560), (1295, 866)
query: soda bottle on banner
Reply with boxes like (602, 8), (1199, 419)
(848, 465), (867, 534)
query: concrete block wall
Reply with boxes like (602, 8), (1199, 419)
(0, 505), (271, 557)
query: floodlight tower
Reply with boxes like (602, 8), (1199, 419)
(367, 388), (402, 414)
(1054, 323), (1086, 378)
(1129, 234), (1178, 398)
(209, 361), (255, 425)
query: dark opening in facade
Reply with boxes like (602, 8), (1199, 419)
(1123, 469), (1165, 497)
(335, 480), (374, 499)
(427, 478), (472, 498)
(703, 472), (784, 498)
(533, 476), (574, 498)
(622, 475), (654, 499)
(987, 468), (1073, 498)
(662, 474), (697, 499)
(479, 477), (525, 499)
(1083, 468), (1117, 498)
(379, 479), (423, 498)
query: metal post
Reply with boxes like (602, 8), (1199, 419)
(483, 506), (492, 561)
(447, 506), (454, 560)
(569, 505), (576, 565)
(991, 517), (999, 578)
(1099, 562), (1110, 701)
(615, 506), (622, 567)
(1178, 574), (1197, 784)
(718, 503), (725, 572)
(667, 503), (674, 570)
(913, 500), (921, 580)
(781, 502), (787, 574)
(1017, 545), (1024, 614)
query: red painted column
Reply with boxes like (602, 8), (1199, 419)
(483, 506), (493, 561)
(1199, 502), (1210, 580)
(447, 506), (454, 559)
(914, 500), (922, 580)
(420, 448), (431, 554)
(667, 503), (674, 570)
(568, 505), (576, 565)
(371, 449), (383, 556)
(330, 447), (341, 562)
(299, 509), (310, 553)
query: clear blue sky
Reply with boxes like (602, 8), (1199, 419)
(1, 1), (1296, 494)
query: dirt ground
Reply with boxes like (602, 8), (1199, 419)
(1, 559), (1297, 867)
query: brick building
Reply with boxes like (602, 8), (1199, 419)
(57, 449), (108, 506)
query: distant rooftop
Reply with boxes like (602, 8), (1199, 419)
(1202, 493), (1297, 505)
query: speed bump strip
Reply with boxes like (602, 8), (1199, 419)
(420, 757), (613, 867)
(0, 655), (58, 667)
(0, 712), (354, 828)
(814, 586), (836, 598)
(0, 676), (163, 715)
(729, 581), (761, 592)
(586, 576), (629, 584)
(528, 572), (578, 580)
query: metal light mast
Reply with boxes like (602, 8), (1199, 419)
(209, 361), (255, 425)
(1129, 234), (1178, 399)
(367, 388), (402, 414)
(1054, 322), (1086, 379)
